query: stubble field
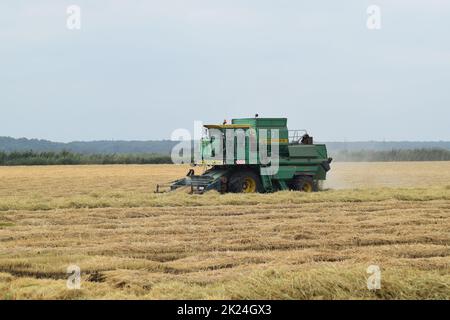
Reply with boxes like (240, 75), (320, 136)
(0, 162), (449, 299)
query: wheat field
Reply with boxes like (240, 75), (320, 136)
(0, 162), (449, 299)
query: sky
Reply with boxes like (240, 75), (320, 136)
(1, 0), (449, 142)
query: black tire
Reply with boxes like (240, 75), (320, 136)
(290, 176), (317, 192)
(227, 170), (263, 193)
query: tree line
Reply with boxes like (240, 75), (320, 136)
(3, 136), (450, 155)
(0, 148), (449, 166)
(0, 137), (177, 154)
(0, 151), (172, 166)
(332, 148), (450, 162)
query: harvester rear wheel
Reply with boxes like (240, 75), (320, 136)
(291, 176), (316, 192)
(228, 170), (262, 193)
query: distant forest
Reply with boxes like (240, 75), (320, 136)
(0, 151), (171, 166)
(1, 136), (450, 154)
(0, 148), (449, 166)
(0, 137), (177, 154)
(1, 136), (450, 165)
(332, 148), (450, 162)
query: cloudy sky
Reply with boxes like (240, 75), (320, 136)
(1, 0), (449, 141)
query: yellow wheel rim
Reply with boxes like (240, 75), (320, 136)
(302, 182), (313, 192)
(243, 177), (257, 193)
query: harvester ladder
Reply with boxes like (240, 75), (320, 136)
(261, 175), (274, 193)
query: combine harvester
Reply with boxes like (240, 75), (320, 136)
(156, 117), (332, 194)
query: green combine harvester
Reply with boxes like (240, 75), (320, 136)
(156, 117), (332, 194)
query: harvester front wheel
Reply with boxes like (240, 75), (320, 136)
(291, 176), (316, 192)
(228, 171), (262, 193)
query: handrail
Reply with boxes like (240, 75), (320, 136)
(288, 129), (308, 143)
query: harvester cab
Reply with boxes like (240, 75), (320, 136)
(156, 117), (332, 194)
